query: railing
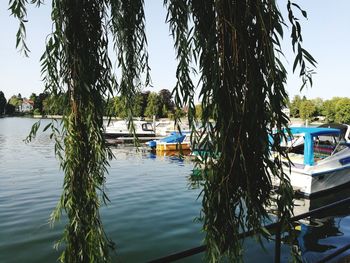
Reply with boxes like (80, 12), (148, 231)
(147, 196), (350, 263)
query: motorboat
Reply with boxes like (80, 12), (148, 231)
(146, 131), (191, 151)
(280, 123), (350, 149)
(273, 127), (350, 198)
(104, 120), (155, 139)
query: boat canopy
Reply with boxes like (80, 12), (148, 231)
(288, 127), (341, 137)
(287, 127), (341, 166)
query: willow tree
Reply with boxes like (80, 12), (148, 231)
(10, 0), (149, 262)
(10, 0), (315, 262)
(166, 0), (315, 261)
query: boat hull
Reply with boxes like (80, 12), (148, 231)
(104, 132), (155, 139)
(104, 120), (155, 139)
(156, 143), (191, 151)
(278, 163), (350, 198)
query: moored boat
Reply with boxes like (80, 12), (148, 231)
(156, 140), (191, 151)
(146, 131), (191, 151)
(104, 120), (155, 139)
(273, 127), (350, 198)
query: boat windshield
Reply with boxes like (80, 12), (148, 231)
(285, 132), (347, 164)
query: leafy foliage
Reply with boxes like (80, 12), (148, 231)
(42, 93), (69, 116)
(158, 88), (175, 114)
(322, 97), (342, 123)
(33, 92), (49, 114)
(5, 103), (16, 115)
(10, 0), (149, 261)
(335, 98), (350, 124)
(144, 92), (161, 118)
(287, 1), (317, 90)
(0, 91), (6, 115)
(299, 100), (316, 121)
(8, 94), (23, 108)
(289, 95), (304, 118)
(166, 0), (315, 261)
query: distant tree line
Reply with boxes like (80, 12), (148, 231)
(0, 92), (25, 115)
(106, 89), (177, 118)
(288, 95), (350, 123)
(0, 89), (195, 119)
(3, 90), (350, 124)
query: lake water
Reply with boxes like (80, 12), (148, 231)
(1, 117), (350, 262)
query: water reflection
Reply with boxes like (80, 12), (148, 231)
(185, 162), (350, 262)
(0, 119), (203, 263)
(294, 188), (350, 262)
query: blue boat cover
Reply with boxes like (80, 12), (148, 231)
(147, 132), (187, 148)
(288, 127), (340, 166)
(159, 132), (186, 143)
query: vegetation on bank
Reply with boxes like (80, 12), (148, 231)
(288, 95), (350, 123)
(0, 89), (190, 119)
(3, 90), (350, 125)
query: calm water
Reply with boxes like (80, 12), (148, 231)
(1, 117), (350, 263)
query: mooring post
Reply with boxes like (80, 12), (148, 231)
(275, 224), (281, 263)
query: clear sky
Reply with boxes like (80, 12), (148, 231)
(0, 1), (349, 101)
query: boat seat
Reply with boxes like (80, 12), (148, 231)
(314, 144), (335, 159)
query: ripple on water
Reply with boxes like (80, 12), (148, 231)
(1, 119), (203, 262)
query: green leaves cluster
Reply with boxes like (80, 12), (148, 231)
(299, 100), (316, 121)
(287, 1), (317, 90)
(107, 89), (175, 119)
(289, 96), (350, 124)
(8, 93), (23, 108)
(322, 97), (350, 123)
(10, 0), (149, 262)
(0, 91), (7, 115)
(166, 0), (315, 261)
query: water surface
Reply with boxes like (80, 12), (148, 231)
(1, 117), (350, 262)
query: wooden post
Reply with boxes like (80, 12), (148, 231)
(275, 224), (281, 263)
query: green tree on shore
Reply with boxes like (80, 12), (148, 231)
(42, 93), (69, 115)
(335, 98), (350, 124)
(8, 94), (23, 110)
(311, 97), (324, 116)
(29, 93), (37, 102)
(299, 100), (316, 121)
(0, 91), (6, 115)
(322, 97), (342, 122)
(5, 103), (15, 115)
(144, 92), (160, 118)
(158, 89), (174, 117)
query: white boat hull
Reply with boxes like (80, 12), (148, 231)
(104, 120), (155, 138)
(274, 148), (350, 197)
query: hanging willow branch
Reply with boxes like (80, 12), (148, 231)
(10, 0), (149, 262)
(110, 0), (150, 135)
(166, 0), (316, 261)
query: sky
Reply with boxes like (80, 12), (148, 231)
(0, 1), (349, 101)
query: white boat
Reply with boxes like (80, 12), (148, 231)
(273, 127), (350, 198)
(104, 120), (155, 139)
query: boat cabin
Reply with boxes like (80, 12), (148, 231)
(281, 127), (347, 166)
